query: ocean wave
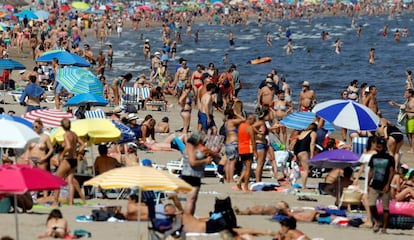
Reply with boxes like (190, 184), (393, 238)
(180, 49), (196, 55)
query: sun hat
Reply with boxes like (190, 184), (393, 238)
(302, 81), (310, 87)
(127, 113), (139, 121)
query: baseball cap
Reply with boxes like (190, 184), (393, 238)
(154, 51), (161, 55)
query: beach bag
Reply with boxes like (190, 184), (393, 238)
(213, 197), (237, 228)
(341, 187), (363, 205)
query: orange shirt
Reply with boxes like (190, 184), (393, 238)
(238, 122), (253, 154)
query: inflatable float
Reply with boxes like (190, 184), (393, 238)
(248, 57), (272, 65)
(377, 200), (414, 216)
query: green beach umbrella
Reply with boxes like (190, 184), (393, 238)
(56, 66), (103, 95)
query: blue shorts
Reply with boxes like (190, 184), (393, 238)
(225, 142), (239, 160)
(256, 143), (268, 151)
(198, 111), (216, 131)
(54, 82), (64, 94)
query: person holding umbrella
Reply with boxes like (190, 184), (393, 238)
(19, 75), (46, 112)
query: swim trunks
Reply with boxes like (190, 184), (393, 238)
(406, 118), (414, 133)
(197, 111), (216, 131)
(225, 142), (239, 160)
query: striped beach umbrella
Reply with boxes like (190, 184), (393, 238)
(22, 109), (76, 129)
(84, 165), (193, 192)
(0, 59), (25, 70)
(280, 111), (336, 132)
(56, 67), (103, 95)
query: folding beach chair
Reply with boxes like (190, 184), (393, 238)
(352, 137), (368, 155)
(121, 87), (140, 109)
(85, 109), (106, 119)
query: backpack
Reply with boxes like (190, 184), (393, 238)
(212, 197), (237, 228)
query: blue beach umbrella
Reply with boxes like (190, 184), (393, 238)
(0, 59), (25, 70)
(280, 111), (335, 132)
(64, 93), (109, 107)
(56, 67), (103, 95)
(35, 50), (90, 67)
(312, 100), (380, 131)
(111, 120), (136, 144)
(34, 10), (49, 19)
(0, 114), (33, 128)
(14, 10), (38, 20)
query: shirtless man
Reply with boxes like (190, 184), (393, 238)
(52, 118), (85, 206)
(406, 70), (413, 89)
(363, 85), (381, 116)
(124, 194), (149, 221)
(369, 48), (375, 65)
(298, 81), (316, 112)
(257, 78), (275, 108)
(19, 76), (46, 112)
(399, 89), (414, 153)
(198, 83), (217, 135)
(229, 30), (235, 47)
(174, 59), (190, 97)
(272, 90), (293, 145)
(281, 76), (292, 103)
(95, 50), (106, 76)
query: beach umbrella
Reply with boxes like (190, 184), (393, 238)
(0, 59), (25, 70)
(136, 5), (153, 11)
(71, 1), (90, 10)
(308, 149), (360, 206)
(22, 109), (76, 129)
(0, 114), (32, 128)
(56, 66), (103, 95)
(279, 111), (336, 132)
(2, 12), (17, 21)
(14, 10), (38, 20)
(84, 165), (193, 238)
(2, 4), (15, 11)
(60, 4), (71, 12)
(63, 93), (108, 107)
(34, 10), (49, 19)
(49, 118), (121, 144)
(312, 100), (380, 131)
(0, 11), (7, 18)
(35, 50), (90, 67)
(111, 120), (136, 144)
(98, 4), (110, 10)
(213, 1), (225, 7)
(0, 118), (39, 149)
(0, 164), (67, 240)
(84, 7), (104, 14)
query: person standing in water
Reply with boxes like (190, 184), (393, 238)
(369, 48), (375, 65)
(266, 32), (272, 46)
(335, 38), (341, 54)
(229, 30), (235, 47)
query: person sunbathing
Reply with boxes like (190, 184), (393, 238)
(392, 170), (414, 202)
(275, 216), (310, 240)
(124, 194), (149, 221)
(234, 201), (318, 222)
(43, 209), (69, 239)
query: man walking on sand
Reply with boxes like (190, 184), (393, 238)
(20, 75), (45, 112)
(298, 81), (316, 112)
(198, 83), (217, 135)
(52, 118), (85, 207)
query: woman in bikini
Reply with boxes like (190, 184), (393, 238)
(253, 107), (271, 183)
(111, 73), (132, 105)
(346, 80), (359, 102)
(272, 90), (293, 146)
(16, 28), (24, 55)
(133, 73), (151, 88)
(179, 83), (193, 135)
(377, 118), (404, 169)
(293, 123), (317, 189)
(390, 166), (414, 201)
(191, 64), (204, 105)
(275, 217), (310, 240)
(44, 209), (69, 239)
(21, 119), (54, 197)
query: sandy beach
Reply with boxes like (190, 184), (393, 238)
(1, 4), (414, 239)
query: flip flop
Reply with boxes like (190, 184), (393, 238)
(373, 224), (380, 233)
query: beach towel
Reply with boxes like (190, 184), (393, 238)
(249, 181), (280, 191)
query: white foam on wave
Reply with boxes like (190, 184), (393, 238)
(234, 46), (250, 50)
(407, 43), (414, 46)
(196, 48), (209, 52)
(293, 33), (320, 40)
(119, 40), (138, 46)
(209, 48), (222, 52)
(237, 35), (256, 40)
(113, 51), (131, 57)
(180, 49), (196, 55)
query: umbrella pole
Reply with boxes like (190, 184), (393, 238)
(138, 188), (142, 240)
(337, 176), (341, 208)
(14, 195), (20, 240)
(0, 147), (3, 165)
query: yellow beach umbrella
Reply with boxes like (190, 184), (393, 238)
(84, 165), (193, 192)
(71, 1), (91, 10)
(50, 118), (121, 144)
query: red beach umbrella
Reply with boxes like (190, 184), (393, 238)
(60, 4), (71, 12)
(0, 164), (67, 240)
(22, 109), (76, 129)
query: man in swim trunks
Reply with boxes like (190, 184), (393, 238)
(107, 44), (113, 70)
(298, 81), (316, 112)
(174, 59), (190, 97)
(405, 89), (414, 153)
(363, 85), (381, 117)
(198, 83), (217, 135)
(52, 118), (85, 207)
(257, 78), (275, 108)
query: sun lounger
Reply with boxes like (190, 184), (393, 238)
(85, 109), (106, 119)
(352, 137), (368, 155)
(8, 90), (55, 103)
(121, 87), (151, 110)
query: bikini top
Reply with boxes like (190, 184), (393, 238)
(274, 105), (288, 111)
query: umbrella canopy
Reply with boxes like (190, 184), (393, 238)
(35, 50), (90, 67)
(14, 10), (38, 20)
(280, 111), (336, 132)
(2, 4), (15, 11)
(71, 1), (90, 10)
(60, 4), (71, 12)
(136, 5), (153, 11)
(50, 118), (121, 144)
(111, 120), (136, 144)
(0, 114), (32, 128)
(213, 1), (224, 7)
(308, 149), (360, 169)
(34, 10), (49, 19)
(0, 164), (67, 240)
(64, 93), (108, 107)
(312, 100), (380, 131)
(84, 165), (193, 192)
(0, 119), (39, 148)
(0, 164), (67, 194)
(56, 67), (103, 95)
(0, 59), (25, 70)
(22, 109), (76, 129)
